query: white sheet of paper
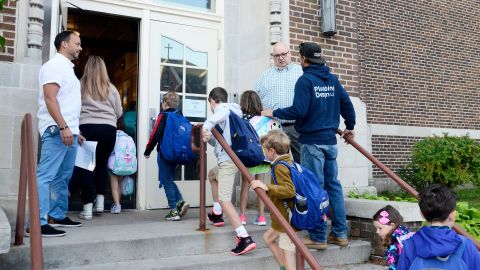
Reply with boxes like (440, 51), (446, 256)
(75, 141), (97, 171)
(183, 98), (206, 118)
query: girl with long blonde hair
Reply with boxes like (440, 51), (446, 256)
(74, 55), (123, 220)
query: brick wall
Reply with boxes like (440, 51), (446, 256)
(288, 1), (478, 180)
(371, 135), (422, 178)
(0, 0), (16, 62)
(357, 0), (480, 129)
(289, 0), (359, 96)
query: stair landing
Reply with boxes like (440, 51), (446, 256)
(0, 209), (372, 269)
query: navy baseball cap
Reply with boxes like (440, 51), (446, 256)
(299, 42), (326, 64)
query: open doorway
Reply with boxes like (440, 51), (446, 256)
(67, 9), (140, 211)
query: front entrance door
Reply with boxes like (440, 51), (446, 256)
(146, 20), (217, 209)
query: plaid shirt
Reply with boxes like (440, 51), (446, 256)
(255, 63), (303, 124)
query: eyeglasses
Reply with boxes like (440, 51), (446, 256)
(272, 51), (290, 59)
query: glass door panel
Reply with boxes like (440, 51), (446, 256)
(147, 20), (218, 209)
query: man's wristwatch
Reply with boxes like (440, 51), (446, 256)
(59, 125), (69, 131)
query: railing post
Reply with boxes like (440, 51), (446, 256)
(296, 251), (305, 270)
(198, 132), (207, 231)
(210, 128), (323, 270)
(337, 129), (480, 251)
(25, 114), (44, 270)
(191, 125), (207, 231)
(15, 120), (28, 246)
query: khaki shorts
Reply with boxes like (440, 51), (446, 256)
(278, 232), (296, 251)
(209, 160), (238, 202)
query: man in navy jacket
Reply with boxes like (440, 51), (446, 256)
(263, 42), (356, 249)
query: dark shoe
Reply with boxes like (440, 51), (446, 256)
(165, 209), (181, 221)
(26, 224), (66, 238)
(48, 216), (82, 228)
(303, 236), (328, 250)
(176, 200), (190, 217)
(231, 236), (256, 255)
(207, 211), (224, 227)
(327, 234), (348, 247)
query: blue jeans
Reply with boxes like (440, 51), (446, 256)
(157, 154), (183, 209)
(37, 126), (78, 225)
(301, 144), (348, 242)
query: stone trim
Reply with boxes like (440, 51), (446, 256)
(26, 0), (44, 62)
(371, 124), (480, 140)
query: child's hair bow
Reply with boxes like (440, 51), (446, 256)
(379, 210), (390, 225)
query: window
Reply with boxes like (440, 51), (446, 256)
(160, 36), (209, 181)
(153, 0), (216, 12)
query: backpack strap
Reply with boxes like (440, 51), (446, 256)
(271, 160), (295, 212)
(271, 160), (293, 185)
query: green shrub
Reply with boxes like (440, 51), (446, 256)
(400, 134), (480, 190)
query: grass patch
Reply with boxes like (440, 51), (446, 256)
(457, 187), (480, 209)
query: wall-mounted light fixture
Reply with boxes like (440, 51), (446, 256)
(321, 0), (337, 37)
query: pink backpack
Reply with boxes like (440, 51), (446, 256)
(108, 131), (137, 176)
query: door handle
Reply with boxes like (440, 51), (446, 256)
(148, 108), (157, 135)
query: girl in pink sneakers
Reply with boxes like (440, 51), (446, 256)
(239, 91), (281, 226)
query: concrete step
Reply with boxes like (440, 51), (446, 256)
(0, 209), (369, 269)
(53, 241), (372, 270)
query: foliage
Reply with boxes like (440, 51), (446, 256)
(456, 202), (480, 241)
(399, 134), (480, 190)
(0, 0), (5, 48)
(348, 190), (417, 203)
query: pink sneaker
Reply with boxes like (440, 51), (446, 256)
(254, 215), (267, 226)
(239, 214), (247, 225)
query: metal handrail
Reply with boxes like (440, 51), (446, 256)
(210, 128), (323, 270)
(337, 130), (480, 250)
(14, 113), (44, 269)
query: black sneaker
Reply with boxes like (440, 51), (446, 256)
(207, 211), (224, 227)
(176, 200), (190, 217)
(231, 236), (256, 256)
(48, 216), (82, 228)
(26, 224), (66, 238)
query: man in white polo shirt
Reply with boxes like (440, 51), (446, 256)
(32, 31), (84, 237)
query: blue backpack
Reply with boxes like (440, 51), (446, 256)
(409, 235), (468, 270)
(272, 161), (330, 230)
(160, 110), (196, 164)
(217, 111), (264, 167)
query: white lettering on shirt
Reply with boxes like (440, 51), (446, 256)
(314, 85), (335, 98)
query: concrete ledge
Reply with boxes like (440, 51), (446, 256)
(0, 207), (11, 254)
(345, 198), (424, 222)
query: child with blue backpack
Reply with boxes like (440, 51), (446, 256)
(397, 184), (480, 270)
(144, 91), (190, 221)
(202, 87), (257, 255)
(251, 130), (297, 270)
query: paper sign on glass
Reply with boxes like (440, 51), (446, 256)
(183, 98), (206, 118)
(75, 141), (97, 171)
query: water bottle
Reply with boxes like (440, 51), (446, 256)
(295, 193), (308, 213)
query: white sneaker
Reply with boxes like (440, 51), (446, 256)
(79, 203), (93, 220)
(94, 195), (104, 213)
(111, 204), (122, 214)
